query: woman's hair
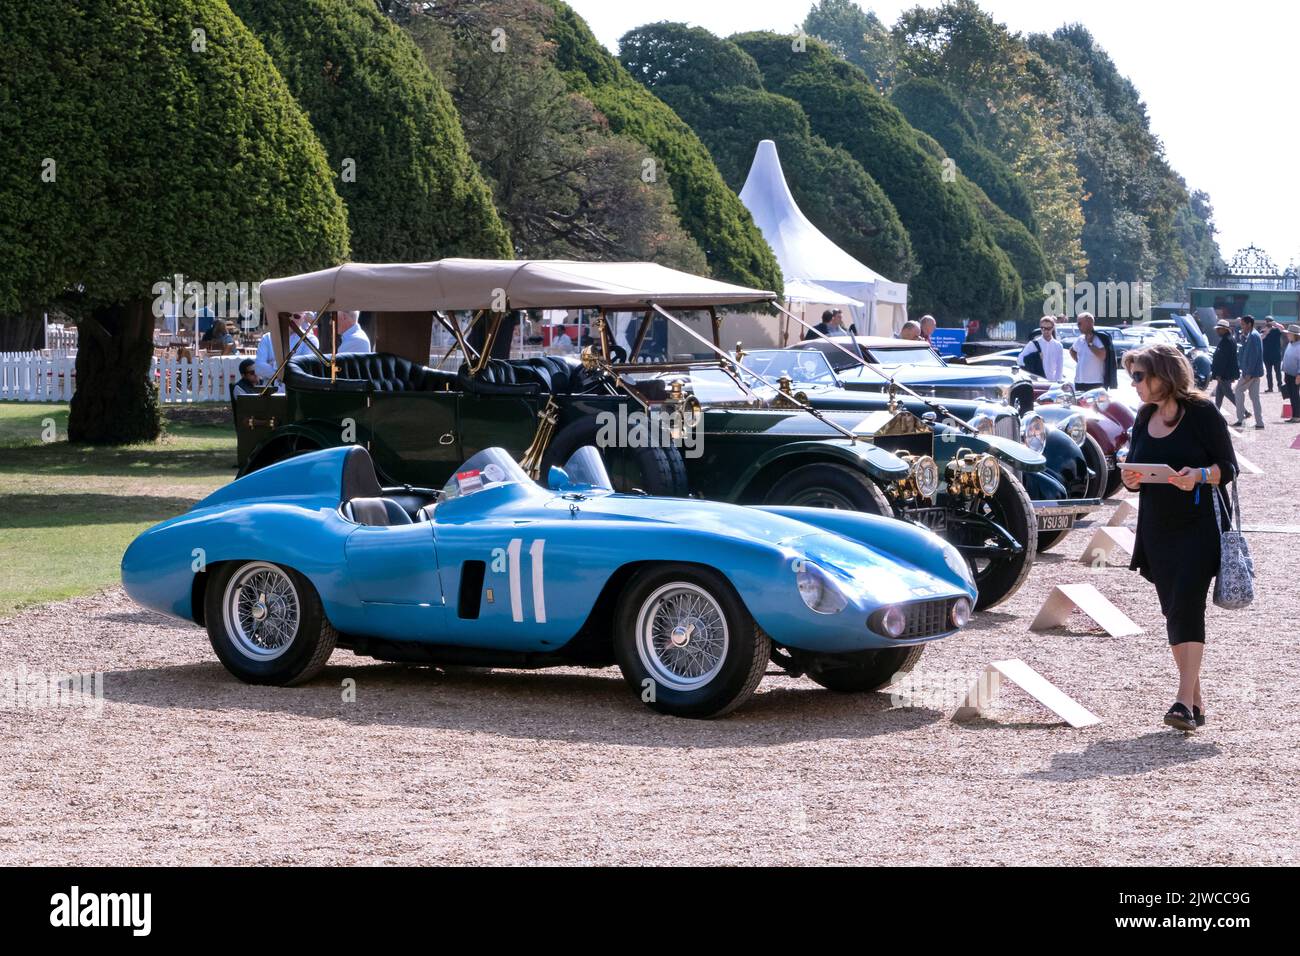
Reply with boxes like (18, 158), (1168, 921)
(1123, 343), (1207, 425)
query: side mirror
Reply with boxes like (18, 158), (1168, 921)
(547, 465), (571, 491)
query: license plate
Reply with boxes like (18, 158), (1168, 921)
(1037, 513), (1075, 532)
(910, 508), (947, 532)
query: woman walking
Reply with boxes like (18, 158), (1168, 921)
(1120, 344), (1238, 732)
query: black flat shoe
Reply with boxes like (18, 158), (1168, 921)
(1164, 702), (1196, 732)
(1193, 706), (1206, 728)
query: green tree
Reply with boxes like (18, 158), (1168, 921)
(891, 77), (1037, 232)
(0, 0), (349, 443)
(620, 23), (915, 280)
(1028, 24), (1203, 298)
(734, 31), (1021, 322)
(405, 3), (705, 269)
(802, 0), (896, 90)
(540, 1), (783, 293)
(230, 0), (510, 262)
(891, 1), (1088, 279)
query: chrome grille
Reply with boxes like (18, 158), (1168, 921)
(993, 415), (1020, 441)
(870, 598), (959, 640)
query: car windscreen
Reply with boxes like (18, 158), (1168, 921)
(442, 447), (530, 500)
(561, 446), (613, 491)
(864, 346), (945, 367)
(740, 349), (838, 384)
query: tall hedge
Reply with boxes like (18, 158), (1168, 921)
(230, 0), (510, 261)
(734, 32), (1022, 321)
(909, 129), (1051, 317)
(0, 0), (350, 442)
(891, 77), (1038, 234)
(620, 23), (915, 282)
(540, 1), (782, 294)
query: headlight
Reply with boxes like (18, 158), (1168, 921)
(970, 413), (995, 435)
(951, 597), (973, 627)
(942, 541), (976, 591)
(976, 455), (1000, 495)
(872, 605), (908, 638)
(1079, 387), (1110, 412)
(1020, 413), (1047, 453)
(911, 455), (940, 499)
(795, 560), (849, 615)
(1061, 413), (1087, 446)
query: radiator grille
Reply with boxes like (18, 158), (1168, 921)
(871, 598), (958, 640)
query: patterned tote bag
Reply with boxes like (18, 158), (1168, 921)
(1210, 481), (1255, 610)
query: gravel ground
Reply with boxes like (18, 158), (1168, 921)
(2, 416), (1297, 866)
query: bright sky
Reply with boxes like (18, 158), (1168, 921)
(569, 0), (1298, 274)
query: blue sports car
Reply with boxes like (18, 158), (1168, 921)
(121, 445), (977, 718)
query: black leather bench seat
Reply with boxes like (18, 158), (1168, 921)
(287, 353), (460, 393)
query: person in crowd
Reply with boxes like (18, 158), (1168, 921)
(254, 331), (277, 380)
(233, 358), (260, 395)
(898, 320), (921, 341)
(833, 308), (857, 337)
(1261, 316), (1284, 392)
(803, 309), (836, 341)
(333, 310), (372, 354)
(918, 315), (936, 343)
(1233, 314), (1264, 429)
(1018, 315), (1064, 382)
(253, 313), (319, 381)
(1119, 343), (1237, 732)
(1210, 318), (1239, 411)
(1068, 311), (1116, 390)
(1281, 324), (1300, 424)
(202, 320), (233, 353)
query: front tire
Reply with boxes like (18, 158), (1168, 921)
(763, 462), (893, 515)
(804, 645), (925, 692)
(204, 561), (337, 685)
(961, 463), (1037, 611)
(614, 564), (770, 718)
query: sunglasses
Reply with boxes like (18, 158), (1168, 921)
(1130, 370), (1147, 383)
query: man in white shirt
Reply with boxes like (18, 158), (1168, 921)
(253, 313), (320, 381)
(1069, 311), (1111, 390)
(1019, 315), (1065, 381)
(334, 310), (371, 353)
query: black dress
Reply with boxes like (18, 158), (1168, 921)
(1127, 399), (1238, 645)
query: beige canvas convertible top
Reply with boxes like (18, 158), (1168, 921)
(260, 258), (775, 317)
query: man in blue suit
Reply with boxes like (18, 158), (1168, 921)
(1233, 314), (1265, 429)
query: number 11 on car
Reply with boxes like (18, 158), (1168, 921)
(500, 538), (546, 624)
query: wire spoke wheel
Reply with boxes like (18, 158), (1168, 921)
(635, 582), (729, 692)
(222, 562), (300, 662)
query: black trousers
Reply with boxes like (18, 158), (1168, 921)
(1284, 373), (1300, 419)
(1265, 358), (1283, 390)
(1141, 517), (1220, 646)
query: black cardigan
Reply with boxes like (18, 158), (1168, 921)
(1128, 398), (1238, 576)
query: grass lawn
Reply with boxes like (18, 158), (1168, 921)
(0, 402), (237, 617)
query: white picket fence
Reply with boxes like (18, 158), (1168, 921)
(0, 351), (242, 403)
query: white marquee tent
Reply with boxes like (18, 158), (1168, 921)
(739, 139), (908, 337)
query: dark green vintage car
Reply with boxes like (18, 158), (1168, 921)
(236, 259), (1042, 608)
